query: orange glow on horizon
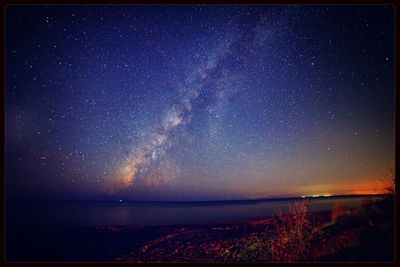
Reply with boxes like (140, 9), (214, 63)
(326, 179), (383, 196)
(285, 176), (388, 198)
(349, 189), (380, 195)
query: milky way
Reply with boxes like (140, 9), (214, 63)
(118, 15), (274, 188)
(6, 5), (394, 200)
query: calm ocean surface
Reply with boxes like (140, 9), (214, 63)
(7, 196), (381, 227)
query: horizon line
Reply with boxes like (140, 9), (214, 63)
(8, 193), (384, 203)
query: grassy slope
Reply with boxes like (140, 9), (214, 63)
(117, 195), (394, 262)
(228, 195), (395, 262)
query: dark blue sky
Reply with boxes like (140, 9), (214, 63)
(6, 5), (394, 200)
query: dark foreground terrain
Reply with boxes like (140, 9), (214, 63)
(6, 195), (394, 262)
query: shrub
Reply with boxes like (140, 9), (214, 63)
(224, 233), (271, 261)
(378, 168), (395, 195)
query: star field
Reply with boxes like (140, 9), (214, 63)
(6, 5), (394, 200)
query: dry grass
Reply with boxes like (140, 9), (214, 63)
(330, 203), (348, 222)
(269, 199), (313, 262)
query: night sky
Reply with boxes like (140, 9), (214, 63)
(6, 5), (394, 201)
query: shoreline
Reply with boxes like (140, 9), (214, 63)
(6, 196), (393, 262)
(7, 210), (332, 262)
